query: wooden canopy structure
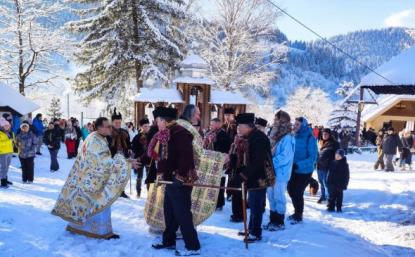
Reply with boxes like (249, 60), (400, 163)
(347, 46), (415, 144)
(362, 95), (415, 132)
(134, 55), (251, 129)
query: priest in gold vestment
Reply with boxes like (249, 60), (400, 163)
(52, 117), (138, 239)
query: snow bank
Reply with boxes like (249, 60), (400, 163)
(0, 148), (414, 257)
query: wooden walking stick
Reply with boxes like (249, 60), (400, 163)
(241, 182), (248, 249)
(130, 169), (132, 195)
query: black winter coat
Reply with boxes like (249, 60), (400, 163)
(328, 157), (350, 190)
(214, 129), (231, 154)
(240, 128), (271, 188)
(317, 138), (340, 170)
(145, 125), (158, 184)
(43, 126), (63, 150)
(382, 134), (402, 155)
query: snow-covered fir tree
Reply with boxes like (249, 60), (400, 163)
(47, 97), (63, 119)
(284, 86), (333, 126)
(0, 0), (71, 95)
(188, 0), (286, 94)
(327, 81), (358, 128)
(68, 0), (187, 104)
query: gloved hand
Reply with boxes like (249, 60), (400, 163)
(293, 163), (298, 171)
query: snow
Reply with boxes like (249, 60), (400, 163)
(134, 88), (184, 103)
(360, 45), (415, 86)
(173, 76), (215, 85)
(181, 54), (208, 69)
(362, 95), (415, 122)
(1, 148), (414, 257)
(210, 90), (252, 105)
(0, 83), (40, 116)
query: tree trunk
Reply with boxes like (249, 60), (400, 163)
(130, 0), (143, 92)
(15, 0), (25, 95)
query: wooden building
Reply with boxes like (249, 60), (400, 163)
(134, 54), (251, 129)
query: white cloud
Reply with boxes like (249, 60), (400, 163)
(384, 9), (415, 28)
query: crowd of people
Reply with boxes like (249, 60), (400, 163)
(48, 104), (353, 256)
(2, 105), (413, 256)
(374, 126), (414, 172)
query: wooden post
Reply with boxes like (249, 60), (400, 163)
(355, 87), (364, 146)
(241, 182), (248, 249)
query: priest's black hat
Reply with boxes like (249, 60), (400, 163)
(139, 118), (150, 126)
(224, 108), (235, 115)
(255, 117), (268, 127)
(111, 108), (122, 121)
(153, 107), (178, 120)
(236, 113), (255, 125)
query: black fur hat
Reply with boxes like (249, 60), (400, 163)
(236, 113), (255, 125)
(224, 108), (235, 115)
(139, 118), (150, 126)
(152, 107), (177, 120)
(255, 117), (268, 127)
(111, 108), (122, 121)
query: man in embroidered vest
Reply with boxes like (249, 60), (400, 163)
(203, 118), (231, 210)
(151, 107), (201, 256)
(236, 113), (271, 243)
(51, 117), (139, 239)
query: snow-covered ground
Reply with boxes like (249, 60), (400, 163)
(0, 147), (414, 257)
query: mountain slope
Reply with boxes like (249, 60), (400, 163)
(272, 27), (415, 106)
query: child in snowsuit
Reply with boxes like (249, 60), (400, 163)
(327, 149), (350, 212)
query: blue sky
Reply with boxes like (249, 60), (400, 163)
(198, 0), (415, 41)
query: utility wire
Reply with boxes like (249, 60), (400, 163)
(266, 0), (395, 85)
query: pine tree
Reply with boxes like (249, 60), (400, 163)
(68, 0), (187, 103)
(47, 97), (62, 119)
(327, 81), (358, 128)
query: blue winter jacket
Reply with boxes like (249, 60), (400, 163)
(32, 118), (44, 136)
(272, 133), (295, 183)
(293, 118), (318, 174)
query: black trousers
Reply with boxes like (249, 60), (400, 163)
(135, 167), (144, 196)
(216, 177), (226, 208)
(288, 172), (312, 218)
(20, 157), (34, 182)
(49, 149), (59, 171)
(248, 188), (266, 237)
(163, 183), (200, 250)
(328, 186), (344, 210)
(230, 178), (243, 219)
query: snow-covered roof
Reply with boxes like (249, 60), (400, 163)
(174, 54), (215, 85)
(361, 46), (415, 87)
(362, 94), (415, 122)
(134, 88), (184, 103)
(181, 54), (208, 69)
(173, 76), (215, 85)
(210, 90), (252, 105)
(0, 84), (40, 116)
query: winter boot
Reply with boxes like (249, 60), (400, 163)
(175, 249), (201, 256)
(288, 214), (302, 224)
(274, 213), (286, 230)
(105, 234), (120, 240)
(120, 191), (130, 199)
(244, 234), (262, 243)
(6, 177), (12, 185)
(0, 179), (9, 189)
(263, 211), (278, 230)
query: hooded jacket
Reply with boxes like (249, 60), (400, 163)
(272, 133), (295, 182)
(293, 118), (318, 174)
